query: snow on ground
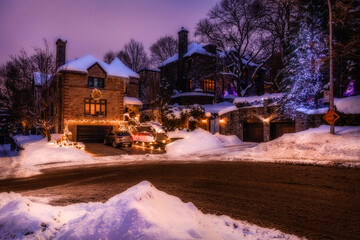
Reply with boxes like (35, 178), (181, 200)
(0, 134), (93, 179)
(231, 125), (360, 165)
(166, 129), (224, 156)
(0, 181), (303, 240)
(1, 125), (359, 179)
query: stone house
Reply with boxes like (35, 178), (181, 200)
(158, 27), (267, 105)
(54, 39), (140, 142)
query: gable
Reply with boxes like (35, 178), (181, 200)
(87, 63), (107, 78)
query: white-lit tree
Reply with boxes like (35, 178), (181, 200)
(281, 18), (328, 118)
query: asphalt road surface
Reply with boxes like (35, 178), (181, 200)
(0, 161), (359, 240)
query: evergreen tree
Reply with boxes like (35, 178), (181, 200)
(282, 17), (328, 118)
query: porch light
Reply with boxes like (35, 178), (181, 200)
(201, 119), (207, 124)
(219, 118), (226, 124)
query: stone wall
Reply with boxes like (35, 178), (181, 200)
(127, 77), (139, 98)
(219, 103), (290, 142)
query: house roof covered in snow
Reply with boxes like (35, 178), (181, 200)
(109, 58), (140, 79)
(58, 55), (139, 79)
(159, 42), (215, 67)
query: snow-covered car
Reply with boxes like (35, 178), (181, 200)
(104, 131), (133, 148)
(131, 123), (169, 149)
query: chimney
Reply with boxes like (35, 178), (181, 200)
(56, 38), (67, 69)
(178, 27), (188, 60)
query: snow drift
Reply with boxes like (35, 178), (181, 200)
(239, 125), (360, 163)
(0, 181), (302, 240)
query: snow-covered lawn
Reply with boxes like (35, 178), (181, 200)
(0, 181), (303, 240)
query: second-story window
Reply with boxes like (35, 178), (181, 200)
(88, 77), (104, 88)
(84, 98), (106, 116)
(203, 79), (215, 92)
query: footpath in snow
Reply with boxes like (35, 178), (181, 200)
(0, 181), (304, 240)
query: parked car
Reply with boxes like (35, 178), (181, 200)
(131, 123), (169, 149)
(104, 131), (133, 148)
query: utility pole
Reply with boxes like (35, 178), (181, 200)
(328, 0), (335, 134)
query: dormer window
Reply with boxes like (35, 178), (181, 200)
(88, 77), (104, 88)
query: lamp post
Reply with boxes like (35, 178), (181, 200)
(328, 0), (335, 134)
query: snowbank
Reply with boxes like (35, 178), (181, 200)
(334, 95), (360, 114)
(14, 134), (92, 166)
(0, 181), (302, 240)
(237, 125), (360, 164)
(297, 95), (360, 115)
(166, 129), (242, 156)
(0, 134), (93, 179)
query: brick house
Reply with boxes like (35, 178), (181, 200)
(54, 39), (140, 142)
(158, 27), (266, 105)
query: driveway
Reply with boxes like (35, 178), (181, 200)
(84, 143), (164, 157)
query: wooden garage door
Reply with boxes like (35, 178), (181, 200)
(77, 125), (113, 143)
(244, 123), (264, 142)
(270, 122), (295, 140)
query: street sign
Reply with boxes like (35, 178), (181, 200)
(323, 109), (340, 125)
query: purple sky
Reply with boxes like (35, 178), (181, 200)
(0, 0), (219, 65)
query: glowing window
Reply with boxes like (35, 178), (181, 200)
(84, 98), (106, 116)
(203, 79), (215, 92)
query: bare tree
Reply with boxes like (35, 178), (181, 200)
(150, 35), (177, 66)
(103, 50), (116, 64)
(195, 0), (272, 96)
(117, 39), (150, 72)
(262, 0), (299, 92)
(0, 40), (56, 141)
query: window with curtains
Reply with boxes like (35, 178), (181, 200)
(203, 79), (215, 92)
(84, 98), (106, 116)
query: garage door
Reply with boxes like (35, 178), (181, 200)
(77, 125), (113, 143)
(244, 123), (264, 142)
(270, 122), (295, 140)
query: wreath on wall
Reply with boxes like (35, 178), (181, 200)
(91, 88), (102, 101)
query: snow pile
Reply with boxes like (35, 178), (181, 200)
(166, 129), (242, 156)
(334, 95), (360, 114)
(297, 95), (360, 115)
(14, 134), (92, 165)
(166, 129), (223, 156)
(215, 133), (242, 146)
(0, 134), (93, 179)
(0, 181), (302, 240)
(238, 125), (360, 163)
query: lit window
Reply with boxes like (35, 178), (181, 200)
(189, 79), (192, 90)
(203, 79), (215, 92)
(84, 98), (106, 116)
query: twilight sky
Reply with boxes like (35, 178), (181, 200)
(0, 0), (219, 65)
